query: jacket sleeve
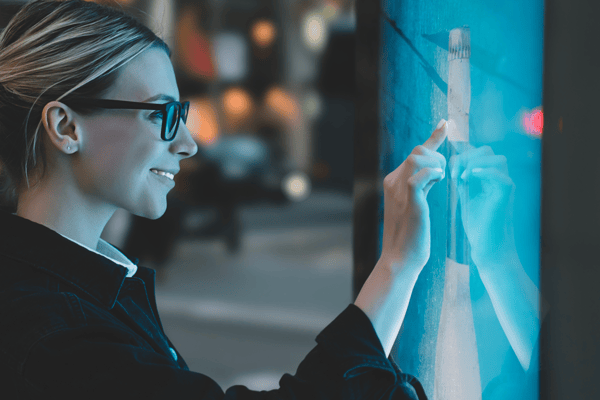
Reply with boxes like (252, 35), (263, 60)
(16, 304), (427, 400)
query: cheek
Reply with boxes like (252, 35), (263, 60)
(81, 120), (156, 193)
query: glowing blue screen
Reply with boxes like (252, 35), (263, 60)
(379, 1), (545, 399)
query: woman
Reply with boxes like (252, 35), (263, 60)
(0, 1), (446, 398)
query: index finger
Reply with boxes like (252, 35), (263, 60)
(423, 119), (448, 151)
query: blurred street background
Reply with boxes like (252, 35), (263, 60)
(0, 0), (357, 391)
(154, 191), (353, 390)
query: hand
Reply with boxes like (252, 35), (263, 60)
(449, 145), (518, 271)
(380, 119), (447, 275)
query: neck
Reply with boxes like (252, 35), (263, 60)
(16, 177), (116, 251)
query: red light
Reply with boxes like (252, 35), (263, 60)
(176, 7), (215, 79)
(523, 109), (543, 136)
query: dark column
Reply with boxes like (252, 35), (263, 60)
(352, 0), (381, 300)
(540, 0), (600, 398)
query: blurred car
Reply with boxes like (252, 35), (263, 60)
(174, 133), (311, 251)
(198, 134), (311, 205)
(113, 133), (311, 275)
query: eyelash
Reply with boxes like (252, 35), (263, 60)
(150, 111), (163, 121)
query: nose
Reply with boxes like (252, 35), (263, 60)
(171, 119), (198, 158)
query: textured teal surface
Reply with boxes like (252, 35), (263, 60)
(379, 0), (544, 398)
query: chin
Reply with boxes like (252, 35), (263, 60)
(142, 204), (168, 220)
(143, 210), (167, 220)
(128, 198), (168, 220)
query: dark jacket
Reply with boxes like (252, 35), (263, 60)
(0, 211), (427, 399)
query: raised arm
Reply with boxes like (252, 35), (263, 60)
(355, 120), (448, 357)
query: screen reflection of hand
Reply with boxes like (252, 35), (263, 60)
(448, 144), (542, 372)
(449, 145), (518, 272)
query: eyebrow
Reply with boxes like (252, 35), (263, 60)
(143, 94), (178, 103)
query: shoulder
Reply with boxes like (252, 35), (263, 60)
(0, 287), (84, 368)
(0, 254), (79, 326)
(0, 283), (133, 373)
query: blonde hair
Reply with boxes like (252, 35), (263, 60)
(0, 0), (170, 208)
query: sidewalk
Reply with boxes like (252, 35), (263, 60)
(155, 223), (354, 333)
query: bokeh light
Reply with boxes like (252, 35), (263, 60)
(322, 0), (341, 21)
(282, 171), (311, 202)
(301, 12), (327, 52)
(223, 87), (253, 118)
(265, 86), (300, 122)
(221, 87), (254, 132)
(251, 19), (277, 48)
(522, 108), (543, 137)
(186, 98), (219, 145)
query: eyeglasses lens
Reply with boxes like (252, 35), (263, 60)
(164, 103), (190, 141)
(165, 104), (179, 140)
(182, 102), (189, 123)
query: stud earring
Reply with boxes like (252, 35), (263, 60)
(67, 146), (70, 151)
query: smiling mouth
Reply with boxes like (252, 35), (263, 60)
(150, 169), (175, 180)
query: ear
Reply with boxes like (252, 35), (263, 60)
(41, 101), (80, 154)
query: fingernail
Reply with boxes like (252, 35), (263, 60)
(436, 119), (447, 130)
(472, 168), (483, 173)
(461, 170), (468, 180)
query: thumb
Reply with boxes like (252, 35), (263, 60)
(409, 167), (445, 198)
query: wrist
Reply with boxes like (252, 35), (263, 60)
(376, 255), (423, 282)
(475, 251), (522, 281)
(472, 237), (519, 273)
(355, 257), (423, 358)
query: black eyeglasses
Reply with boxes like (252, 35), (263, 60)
(62, 98), (190, 141)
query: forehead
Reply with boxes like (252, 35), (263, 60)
(109, 48), (179, 101)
